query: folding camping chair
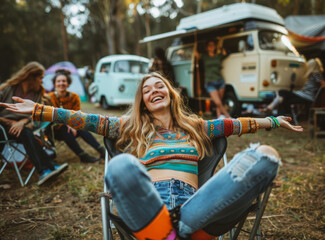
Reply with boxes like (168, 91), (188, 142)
(0, 122), (54, 187)
(100, 136), (277, 240)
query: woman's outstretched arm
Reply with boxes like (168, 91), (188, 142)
(0, 97), (114, 137)
(204, 116), (303, 139)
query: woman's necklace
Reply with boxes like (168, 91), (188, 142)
(55, 91), (69, 108)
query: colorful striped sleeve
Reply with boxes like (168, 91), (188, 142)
(203, 119), (241, 138)
(32, 103), (121, 137)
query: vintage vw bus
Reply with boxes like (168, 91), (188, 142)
(141, 3), (306, 116)
(92, 55), (149, 109)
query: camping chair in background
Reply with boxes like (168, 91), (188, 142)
(290, 86), (325, 126)
(100, 137), (279, 240)
(0, 124), (35, 187)
(0, 122), (54, 187)
(308, 87), (325, 149)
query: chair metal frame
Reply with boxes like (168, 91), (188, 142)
(101, 136), (276, 240)
(0, 124), (36, 187)
(0, 122), (54, 187)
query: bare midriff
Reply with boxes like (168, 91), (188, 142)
(148, 169), (198, 189)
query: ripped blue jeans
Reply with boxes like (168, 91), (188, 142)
(105, 144), (281, 238)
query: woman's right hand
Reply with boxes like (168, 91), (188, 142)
(0, 97), (36, 115)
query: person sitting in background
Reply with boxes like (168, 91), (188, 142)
(198, 40), (230, 118)
(149, 47), (175, 86)
(263, 58), (325, 115)
(0, 62), (68, 185)
(48, 69), (105, 163)
(0, 72), (303, 239)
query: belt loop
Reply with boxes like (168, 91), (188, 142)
(180, 181), (183, 190)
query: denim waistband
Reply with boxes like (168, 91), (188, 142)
(153, 179), (196, 210)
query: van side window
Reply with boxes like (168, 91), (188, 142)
(100, 63), (111, 73)
(222, 34), (254, 54)
(114, 60), (149, 74)
(170, 46), (193, 62)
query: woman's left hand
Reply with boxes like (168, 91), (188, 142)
(67, 125), (77, 137)
(8, 120), (25, 137)
(277, 116), (303, 132)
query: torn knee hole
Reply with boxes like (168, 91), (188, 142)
(229, 154), (257, 181)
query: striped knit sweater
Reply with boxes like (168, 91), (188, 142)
(33, 105), (255, 175)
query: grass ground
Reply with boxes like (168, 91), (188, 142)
(0, 103), (324, 239)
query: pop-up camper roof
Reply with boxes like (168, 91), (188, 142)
(141, 3), (284, 43)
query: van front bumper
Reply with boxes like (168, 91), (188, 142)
(259, 91), (275, 101)
(237, 91), (275, 103)
(111, 98), (134, 106)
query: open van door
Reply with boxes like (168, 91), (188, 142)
(168, 45), (195, 98)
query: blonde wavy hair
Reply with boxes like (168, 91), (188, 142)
(0, 61), (45, 92)
(116, 72), (212, 159)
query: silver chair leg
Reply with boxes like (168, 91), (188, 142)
(0, 161), (8, 174)
(24, 167), (36, 186)
(248, 186), (272, 240)
(12, 161), (24, 187)
(101, 195), (113, 240)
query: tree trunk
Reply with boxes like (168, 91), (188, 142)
(293, 0), (300, 15)
(59, 0), (69, 61)
(196, 0), (202, 13)
(311, 0), (316, 14)
(133, 5), (141, 55)
(114, 0), (127, 54)
(144, 12), (151, 58)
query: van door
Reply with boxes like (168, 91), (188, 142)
(96, 62), (111, 104)
(169, 45), (194, 97)
(221, 33), (260, 100)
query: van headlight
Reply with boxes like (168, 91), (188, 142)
(119, 84), (125, 92)
(270, 72), (278, 83)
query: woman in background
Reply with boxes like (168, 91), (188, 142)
(49, 69), (105, 163)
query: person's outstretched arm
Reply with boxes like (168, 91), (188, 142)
(0, 97), (116, 137)
(204, 116), (303, 139)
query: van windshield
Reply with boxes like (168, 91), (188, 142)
(259, 30), (298, 55)
(114, 60), (149, 74)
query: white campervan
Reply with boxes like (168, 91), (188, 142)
(141, 3), (306, 116)
(93, 55), (149, 109)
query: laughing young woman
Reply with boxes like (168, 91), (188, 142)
(0, 72), (302, 239)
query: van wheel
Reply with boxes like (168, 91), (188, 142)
(223, 91), (241, 117)
(101, 97), (110, 110)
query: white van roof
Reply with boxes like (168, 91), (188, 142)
(98, 54), (149, 63)
(177, 3), (283, 31)
(141, 3), (284, 43)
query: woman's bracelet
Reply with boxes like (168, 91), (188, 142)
(266, 116), (280, 130)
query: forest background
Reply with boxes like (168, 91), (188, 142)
(1, 0), (325, 83)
